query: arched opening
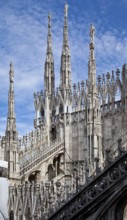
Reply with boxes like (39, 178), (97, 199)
(13, 131), (16, 140)
(25, 207), (32, 220)
(115, 192), (127, 220)
(48, 155), (64, 181)
(48, 164), (55, 181)
(52, 109), (56, 117)
(115, 86), (121, 102)
(53, 155), (61, 176)
(123, 204), (127, 219)
(40, 107), (44, 117)
(28, 173), (36, 182)
(28, 171), (40, 183)
(10, 211), (14, 220)
(95, 188), (127, 220)
(51, 126), (56, 141)
(0, 170), (2, 177)
(73, 99), (77, 111)
(59, 104), (63, 114)
(97, 109), (99, 117)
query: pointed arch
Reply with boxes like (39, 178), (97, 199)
(59, 103), (63, 114)
(123, 204), (127, 220)
(115, 84), (121, 102)
(9, 210), (14, 220)
(94, 181), (127, 220)
(48, 164), (55, 181)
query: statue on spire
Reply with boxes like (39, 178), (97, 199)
(47, 12), (52, 54)
(44, 12), (55, 96)
(90, 24), (95, 44)
(10, 62), (14, 83)
(48, 12), (51, 27)
(60, 3), (71, 89)
(64, 3), (68, 17)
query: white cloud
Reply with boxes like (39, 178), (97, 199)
(0, 1), (127, 135)
(95, 30), (127, 73)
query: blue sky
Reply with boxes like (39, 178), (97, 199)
(0, 0), (127, 136)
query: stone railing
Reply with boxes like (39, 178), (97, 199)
(19, 138), (64, 176)
(10, 131), (127, 219)
(9, 149), (127, 220)
(47, 132), (127, 219)
(48, 150), (127, 220)
(9, 166), (87, 219)
(100, 100), (122, 114)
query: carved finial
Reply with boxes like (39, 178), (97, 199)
(63, 2), (69, 47)
(10, 61), (13, 68)
(64, 3), (68, 17)
(47, 12), (52, 49)
(98, 75), (101, 83)
(10, 62), (14, 74)
(9, 61), (14, 83)
(73, 83), (77, 91)
(90, 24), (95, 44)
(81, 80), (85, 88)
(48, 12), (51, 29)
(106, 72), (110, 81)
(116, 68), (120, 80)
(6, 62), (17, 138)
(111, 70), (114, 81)
(88, 24), (96, 87)
(60, 2), (71, 89)
(44, 12), (55, 95)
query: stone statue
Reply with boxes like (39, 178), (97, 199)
(48, 12), (51, 24)
(64, 3), (68, 17)
(90, 24), (95, 44)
